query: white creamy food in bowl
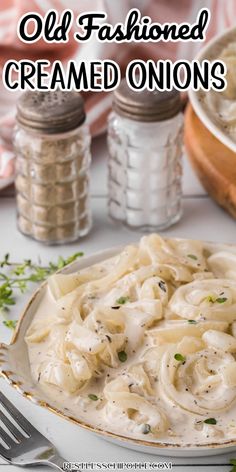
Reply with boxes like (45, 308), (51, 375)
(204, 39), (236, 141)
(189, 27), (236, 152)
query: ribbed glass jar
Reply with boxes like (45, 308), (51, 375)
(14, 91), (92, 244)
(108, 83), (184, 231)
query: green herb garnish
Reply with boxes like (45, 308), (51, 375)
(205, 295), (216, 303)
(204, 418), (217, 425)
(230, 459), (236, 472)
(53, 253), (84, 270)
(205, 295), (227, 304)
(0, 283), (15, 311)
(0, 254), (10, 268)
(215, 297), (227, 304)
(0, 252), (83, 327)
(142, 424), (151, 435)
(187, 254), (198, 261)
(116, 296), (130, 305)
(174, 353), (186, 363)
(188, 320), (197, 324)
(3, 320), (17, 330)
(88, 394), (99, 401)
(118, 351), (127, 362)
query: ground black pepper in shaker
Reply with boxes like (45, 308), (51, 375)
(14, 91), (92, 244)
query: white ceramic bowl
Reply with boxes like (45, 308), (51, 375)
(1, 241), (236, 457)
(189, 26), (236, 153)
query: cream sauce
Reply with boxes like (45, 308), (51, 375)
(203, 40), (236, 143)
(26, 236), (236, 445)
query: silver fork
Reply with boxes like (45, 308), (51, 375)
(0, 391), (72, 470)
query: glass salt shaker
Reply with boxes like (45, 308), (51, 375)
(14, 91), (92, 244)
(108, 80), (184, 230)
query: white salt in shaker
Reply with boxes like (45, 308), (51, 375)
(107, 80), (184, 230)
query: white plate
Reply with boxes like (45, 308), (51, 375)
(189, 26), (236, 153)
(1, 241), (236, 457)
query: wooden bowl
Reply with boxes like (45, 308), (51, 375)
(184, 104), (236, 219)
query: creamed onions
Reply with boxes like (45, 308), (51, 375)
(26, 235), (236, 444)
(204, 40), (236, 143)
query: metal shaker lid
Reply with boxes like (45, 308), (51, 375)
(113, 79), (182, 122)
(16, 91), (86, 134)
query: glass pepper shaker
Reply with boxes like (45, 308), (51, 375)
(107, 80), (184, 230)
(14, 91), (92, 244)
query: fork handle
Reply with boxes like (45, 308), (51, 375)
(47, 454), (82, 472)
(47, 453), (69, 471)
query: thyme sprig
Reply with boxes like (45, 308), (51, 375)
(0, 252), (83, 328)
(230, 459), (236, 472)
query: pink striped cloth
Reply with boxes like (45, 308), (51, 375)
(0, 0), (235, 182)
